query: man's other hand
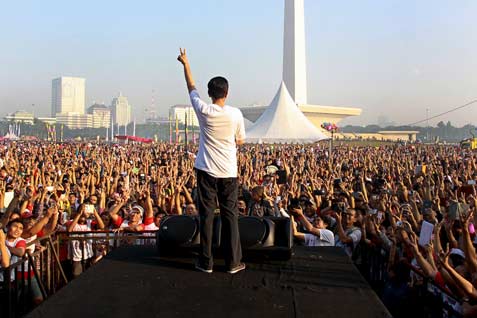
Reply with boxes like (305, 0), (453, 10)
(177, 48), (189, 66)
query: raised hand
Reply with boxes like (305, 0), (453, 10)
(177, 48), (189, 66)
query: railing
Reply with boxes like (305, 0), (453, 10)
(0, 230), (158, 318)
(1, 230), (466, 318)
(357, 243), (464, 318)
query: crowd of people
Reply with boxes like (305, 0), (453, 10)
(1, 141), (477, 316)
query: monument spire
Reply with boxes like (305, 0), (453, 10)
(283, 0), (307, 105)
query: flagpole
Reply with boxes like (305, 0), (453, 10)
(185, 112), (188, 147)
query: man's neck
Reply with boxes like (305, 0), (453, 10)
(212, 98), (226, 107)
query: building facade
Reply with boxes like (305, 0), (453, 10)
(56, 113), (93, 129)
(5, 111), (34, 125)
(169, 105), (199, 127)
(87, 104), (111, 128)
(51, 77), (86, 116)
(111, 93), (131, 126)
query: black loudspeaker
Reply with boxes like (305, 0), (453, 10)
(238, 217), (275, 248)
(238, 216), (293, 260)
(266, 217), (293, 249)
(156, 215), (222, 255)
(158, 215), (200, 244)
(156, 215), (292, 260)
(156, 215), (199, 256)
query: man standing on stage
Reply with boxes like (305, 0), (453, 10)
(177, 48), (246, 274)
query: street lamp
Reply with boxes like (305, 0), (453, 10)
(321, 122), (338, 162)
(426, 107), (430, 142)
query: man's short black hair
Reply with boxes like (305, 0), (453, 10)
(7, 219), (24, 228)
(208, 76), (229, 100)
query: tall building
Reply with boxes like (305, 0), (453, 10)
(51, 77), (86, 116)
(87, 103), (111, 128)
(111, 93), (131, 126)
(169, 105), (199, 127)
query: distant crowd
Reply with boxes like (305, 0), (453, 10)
(1, 141), (477, 316)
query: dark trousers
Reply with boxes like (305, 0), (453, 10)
(196, 169), (242, 268)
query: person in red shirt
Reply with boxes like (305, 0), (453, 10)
(5, 219), (43, 304)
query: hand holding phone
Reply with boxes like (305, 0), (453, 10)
(84, 204), (94, 215)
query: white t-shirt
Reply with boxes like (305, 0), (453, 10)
(190, 90), (245, 178)
(69, 222), (93, 261)
(335, 227), (362, 257)
(304, 229), (335, 247)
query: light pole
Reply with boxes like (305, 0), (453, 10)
(426, 107), (430, 142)
(321, 122), (338, 164)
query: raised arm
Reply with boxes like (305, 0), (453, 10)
(177, 48), (196, 93)
(68, 205), (84, 232)
(292, 207), (320, 237)
(290, 215), (305, 241)
(0, 231), (10, 268)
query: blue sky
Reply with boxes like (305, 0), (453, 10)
(1, 0), (477, 126)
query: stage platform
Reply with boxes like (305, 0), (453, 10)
(27, 246), (391, 318)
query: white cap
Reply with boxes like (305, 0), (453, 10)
(450, 248), (465, 259)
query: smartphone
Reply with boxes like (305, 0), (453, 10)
(84, 204), (94, 215)
(46, 186), (54, 192)
(377, 211), (383, 221)
(468, 180), (476, 185)
(276, 170), (287, 185)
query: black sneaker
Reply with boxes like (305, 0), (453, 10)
(227, 263), (246, 274)
(195, 261), (213, 273)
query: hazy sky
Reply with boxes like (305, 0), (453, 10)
(2, 0), (477, 126)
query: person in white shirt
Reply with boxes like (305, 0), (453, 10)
(334, 209), (362, 257)
(68, 204), (105, 278)
(178, 48), (246, 274)
(291, 207), (335, 247)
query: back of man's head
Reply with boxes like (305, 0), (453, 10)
(208, 76), (229, 100)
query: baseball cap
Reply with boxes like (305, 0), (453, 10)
(131, 204), (144, 216)
(450, 248), (465, 259)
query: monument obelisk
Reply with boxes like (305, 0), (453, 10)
(283, 0), (307, 105)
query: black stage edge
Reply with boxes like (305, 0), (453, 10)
(27, 246), (391, 318)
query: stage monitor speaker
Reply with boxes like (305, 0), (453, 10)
(156, 215), (222, 255)
(238, 216), (293, 260)
(266, 217), (293, 249)
(238, 216), (275, 248)
(158, 215), (199, 245)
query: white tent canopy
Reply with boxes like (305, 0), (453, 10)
(243, 117), (254, 129)
(245, 82), (329, 143)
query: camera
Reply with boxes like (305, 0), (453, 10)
(333, 178), (342, 188)
(313, 189), (325, 196)
(287, 198), (301, 212)
(331, 202), (346, 213)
